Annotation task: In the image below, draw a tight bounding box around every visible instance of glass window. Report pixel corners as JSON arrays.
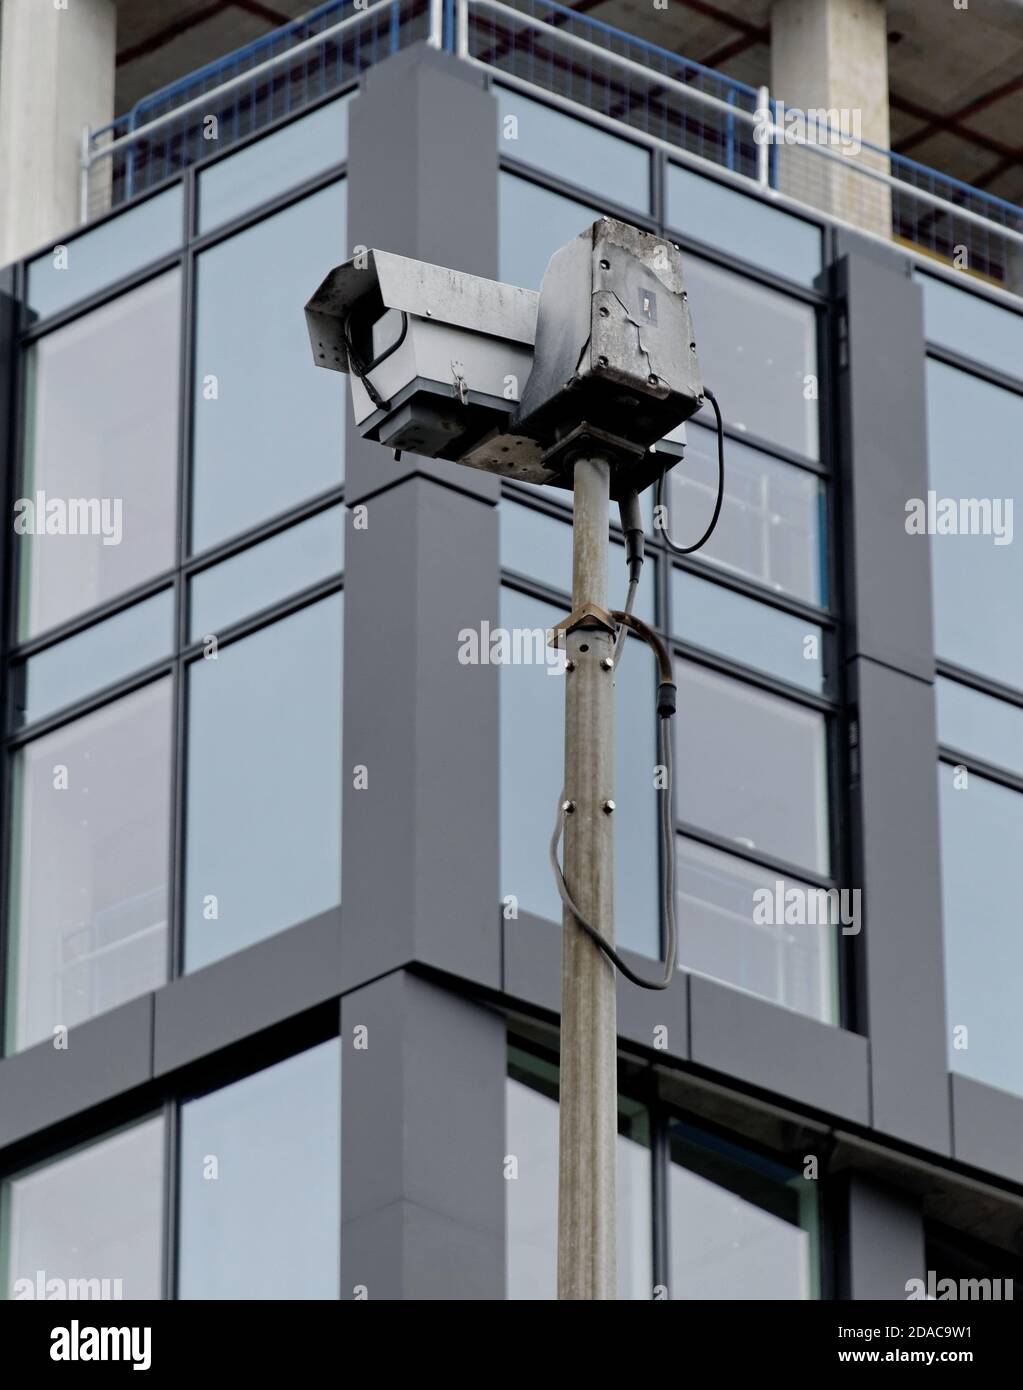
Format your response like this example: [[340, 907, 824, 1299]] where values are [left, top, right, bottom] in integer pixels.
[[16, 590, 174, 728], [190, 505, 345, 640], [669, 1121, 818, 1298], [178, 1039, 340, 1299], [5, 681, 173, 1054], [667, 164, 822, 287], [499, 173, 599, 291], [499, 499, 655, 624], [18, 271, 181, 640], [1, 1117, 164, 1300], [675, 660, 830, 875], [935, 677, 1023, 780], [919, 273, 1023, 380], [500, 589, 659, 956], [672, 568, 826, 693], [190, 181, 346, 554], [939, 764, 1023, 1098], [184, 595, 342, 972], [26, 187, 183, 321], [926, 360, 1022, 691], [505, 1046, 651, 1299], [497, 87, 650, 214], [666, 421, 826, 606], [675, 836, 838, 1023], [199, 95, 351, 234], [684, 256, 819, 460]]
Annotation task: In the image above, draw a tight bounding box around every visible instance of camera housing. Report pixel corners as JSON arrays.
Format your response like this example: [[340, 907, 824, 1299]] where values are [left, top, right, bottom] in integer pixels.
[[304, 218, 703, 498], [304, 249, 537, 461], [512, 218, 704, 481]]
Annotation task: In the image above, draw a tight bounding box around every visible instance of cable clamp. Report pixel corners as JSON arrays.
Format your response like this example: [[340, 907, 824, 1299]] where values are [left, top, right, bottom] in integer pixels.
[[546, 603, 617, 650]]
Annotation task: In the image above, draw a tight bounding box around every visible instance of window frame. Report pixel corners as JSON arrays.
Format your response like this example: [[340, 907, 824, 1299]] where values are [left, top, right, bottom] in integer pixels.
[[505, 1030, 831, 1300], [0, 108, 352, 1057], [0, 1010, 340, 1300]]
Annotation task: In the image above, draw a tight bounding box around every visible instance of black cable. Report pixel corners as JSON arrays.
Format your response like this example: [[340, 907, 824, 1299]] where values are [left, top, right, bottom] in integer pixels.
[[343, 309, 409, 412], [550, 611, 678, 991], [549, 386, 727, 992], [655, 384, 725, 556]]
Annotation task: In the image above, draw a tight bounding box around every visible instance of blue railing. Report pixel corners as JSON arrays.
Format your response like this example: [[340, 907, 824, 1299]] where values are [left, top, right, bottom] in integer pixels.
[[85, 0, 431, 215], [466, 0, 765, 178], [83, 0, 1023, 289], [460, 0, 1023, 284]]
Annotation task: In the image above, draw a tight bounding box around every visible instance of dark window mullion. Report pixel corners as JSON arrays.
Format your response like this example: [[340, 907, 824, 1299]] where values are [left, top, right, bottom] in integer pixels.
[[170, 168, 198, 987], [162, 1099, 179, 1301]]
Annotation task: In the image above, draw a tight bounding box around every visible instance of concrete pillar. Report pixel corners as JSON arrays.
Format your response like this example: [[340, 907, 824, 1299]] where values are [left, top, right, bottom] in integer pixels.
[[0, 0, 117, 266], [770, 0, 892, 238]]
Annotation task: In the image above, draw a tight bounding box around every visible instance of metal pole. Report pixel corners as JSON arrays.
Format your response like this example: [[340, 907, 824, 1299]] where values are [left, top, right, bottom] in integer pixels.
[[557, 454, 617, 1300]]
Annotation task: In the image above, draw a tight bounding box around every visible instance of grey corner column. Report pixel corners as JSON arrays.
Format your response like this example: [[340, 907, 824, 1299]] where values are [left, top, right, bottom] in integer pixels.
[[339, 970, 507, 1300], [340, 45, 501, 990], [824, 230, 950, 1156], [336, 47, 507, 1298], [842, 1174, 926, 1300]]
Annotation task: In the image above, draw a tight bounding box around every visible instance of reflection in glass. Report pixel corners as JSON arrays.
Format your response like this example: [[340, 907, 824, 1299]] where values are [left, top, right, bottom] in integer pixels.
[[675, 659, 830, 875], [26, 187, 183, 320], [199, 95, 351, 233], [926, 360, 1022, 691], [506, 1047, 651, 1299], [669, 1121, 817, 1298], [667, 164, 822, 287], [500, 589, 658, 955], [675, 836, 837, 1023], [191, 182, 346, 553], [935, 677, 1023, 780], [920, 273, 1023, 379], [185, 596, 342, 972], [684, 256, 819, 460], [178, 1040, 340, 1299], [6, 681, 173, 1053], [667, 422, 825, 605], [497, 87, 650, 213], [499, 173, 599, 291], [17, 590, 174, 727], [19, 272, 180, 639], [499, 499, 655, 624], [2, 1117, 164, 1300], [190, 506, 344, 640], [940, 764, 1023, 1098], [672, 567, 825, 693]]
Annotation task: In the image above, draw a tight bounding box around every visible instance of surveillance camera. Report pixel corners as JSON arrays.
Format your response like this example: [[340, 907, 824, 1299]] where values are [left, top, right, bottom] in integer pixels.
[[305, 218, 702, 497], [304, 250, 537, 460]]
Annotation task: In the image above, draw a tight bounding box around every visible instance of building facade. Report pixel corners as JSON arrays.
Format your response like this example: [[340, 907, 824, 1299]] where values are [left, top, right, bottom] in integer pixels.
[[0, 0, 1022, 1301]]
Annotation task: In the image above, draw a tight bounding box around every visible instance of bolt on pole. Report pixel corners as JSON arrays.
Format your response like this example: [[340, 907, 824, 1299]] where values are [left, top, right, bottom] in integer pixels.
[[557, 454, 618, 1301]]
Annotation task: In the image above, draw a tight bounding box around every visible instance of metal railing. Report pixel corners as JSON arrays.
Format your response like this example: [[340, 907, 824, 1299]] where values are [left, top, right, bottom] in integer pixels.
[[79, 0, 1023, 292], [81, 0, 434, 221], [459, 0, 1023, 287]]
